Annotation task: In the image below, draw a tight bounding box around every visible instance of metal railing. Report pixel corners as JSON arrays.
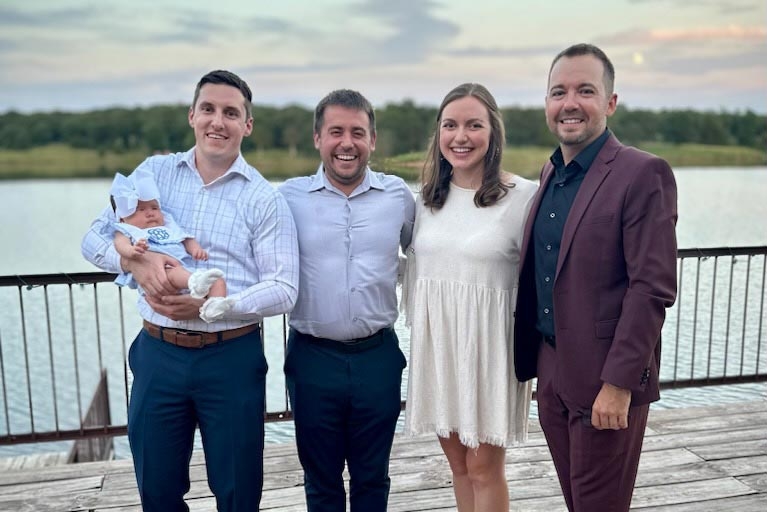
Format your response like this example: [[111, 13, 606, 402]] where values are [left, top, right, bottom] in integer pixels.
[[1, 246, 765, 449], [665, 246, 766, 388]]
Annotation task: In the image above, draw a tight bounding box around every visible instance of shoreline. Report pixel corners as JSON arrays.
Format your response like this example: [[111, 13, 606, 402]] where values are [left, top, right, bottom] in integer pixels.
[[1, 143, 764, 182]]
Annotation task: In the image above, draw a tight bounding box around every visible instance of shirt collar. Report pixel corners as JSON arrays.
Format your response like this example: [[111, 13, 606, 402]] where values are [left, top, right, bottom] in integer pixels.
[[308, 164, 384, 196], [550, 128, 611, 172], [177, 148, 254, 182]]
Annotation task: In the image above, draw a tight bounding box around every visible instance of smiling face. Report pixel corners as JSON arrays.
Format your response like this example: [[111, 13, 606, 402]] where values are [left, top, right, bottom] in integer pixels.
[[438, 95, 491, 179], [545, 54, 617, 162], [122, 199, 164, 229], [188, 82, 253, 168], [314, 105, 376, 195]]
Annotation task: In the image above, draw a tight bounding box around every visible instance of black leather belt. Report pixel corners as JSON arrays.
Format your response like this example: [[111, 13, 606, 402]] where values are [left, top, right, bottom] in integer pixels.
[[294, 327, 393, 353]]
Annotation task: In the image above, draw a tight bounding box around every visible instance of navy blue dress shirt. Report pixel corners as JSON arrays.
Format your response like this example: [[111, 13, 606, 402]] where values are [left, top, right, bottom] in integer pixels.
[[533, 129, 611, 339]]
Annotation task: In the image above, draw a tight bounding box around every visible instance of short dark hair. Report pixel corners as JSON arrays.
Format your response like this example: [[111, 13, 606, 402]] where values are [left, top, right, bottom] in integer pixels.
[[314, 89, 376, 135], [549, 43, 615, 96], [192, 70, 253, 117]]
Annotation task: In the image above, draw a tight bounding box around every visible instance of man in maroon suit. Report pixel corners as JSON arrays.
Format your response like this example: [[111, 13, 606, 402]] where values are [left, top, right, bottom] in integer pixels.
[[513, 43, 678, 511]]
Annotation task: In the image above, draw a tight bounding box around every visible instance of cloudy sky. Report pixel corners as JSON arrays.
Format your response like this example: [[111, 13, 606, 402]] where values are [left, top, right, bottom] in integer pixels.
[[1, 0, 765, 113]]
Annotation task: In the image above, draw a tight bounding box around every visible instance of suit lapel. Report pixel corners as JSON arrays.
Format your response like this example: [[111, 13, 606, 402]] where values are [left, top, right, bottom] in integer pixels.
[[556, 135, 621, 277]]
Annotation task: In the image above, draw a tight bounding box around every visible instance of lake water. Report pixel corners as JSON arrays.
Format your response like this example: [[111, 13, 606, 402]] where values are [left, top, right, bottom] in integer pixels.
[[3, 168, 767, 275], [1, 167, 766, 458]]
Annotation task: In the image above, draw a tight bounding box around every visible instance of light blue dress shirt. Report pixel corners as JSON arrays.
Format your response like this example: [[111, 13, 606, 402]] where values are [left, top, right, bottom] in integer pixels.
[[279, 165, 415, 341], [82, 148, 299, 331]]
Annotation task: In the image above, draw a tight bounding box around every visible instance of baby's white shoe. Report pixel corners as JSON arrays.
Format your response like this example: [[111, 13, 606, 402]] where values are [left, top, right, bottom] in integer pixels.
[[188, 268, 224, 298], [199, 297, 235, 323]]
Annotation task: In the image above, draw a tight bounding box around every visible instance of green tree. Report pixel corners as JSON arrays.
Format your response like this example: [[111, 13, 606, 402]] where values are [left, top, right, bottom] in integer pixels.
[[377, 100, 436, 157]]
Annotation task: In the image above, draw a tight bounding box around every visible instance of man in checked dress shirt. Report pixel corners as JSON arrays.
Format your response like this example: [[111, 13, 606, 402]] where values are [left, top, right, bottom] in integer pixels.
[[279, 89, 415, 512], [81, 70, 299, 512]]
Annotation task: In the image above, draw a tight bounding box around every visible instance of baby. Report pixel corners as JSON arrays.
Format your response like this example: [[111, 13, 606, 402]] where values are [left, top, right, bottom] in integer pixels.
[[110, 169, 234, 323]]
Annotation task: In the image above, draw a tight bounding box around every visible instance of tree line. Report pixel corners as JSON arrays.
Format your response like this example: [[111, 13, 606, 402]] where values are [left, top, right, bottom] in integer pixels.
[[0, 102, 764, 157]]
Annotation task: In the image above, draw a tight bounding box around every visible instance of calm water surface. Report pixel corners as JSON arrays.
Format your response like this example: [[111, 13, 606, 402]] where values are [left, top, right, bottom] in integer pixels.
[[3, 168, 767, 274], [1, 167, 765, 458]]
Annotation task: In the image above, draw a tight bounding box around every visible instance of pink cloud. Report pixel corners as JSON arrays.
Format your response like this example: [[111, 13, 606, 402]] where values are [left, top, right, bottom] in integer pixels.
[[650, 25, 766, 41]]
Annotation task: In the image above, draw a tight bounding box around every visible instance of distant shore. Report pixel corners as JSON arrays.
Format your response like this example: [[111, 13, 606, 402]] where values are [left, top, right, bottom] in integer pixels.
[[0, 143, 764, 181]]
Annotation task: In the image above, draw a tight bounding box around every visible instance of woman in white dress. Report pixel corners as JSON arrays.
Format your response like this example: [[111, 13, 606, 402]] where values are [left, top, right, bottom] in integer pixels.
[[402, 83, 538, 511]]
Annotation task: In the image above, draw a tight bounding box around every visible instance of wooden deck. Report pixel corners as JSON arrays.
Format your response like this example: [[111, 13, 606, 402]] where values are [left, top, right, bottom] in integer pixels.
[[0, 400, 764, 511]]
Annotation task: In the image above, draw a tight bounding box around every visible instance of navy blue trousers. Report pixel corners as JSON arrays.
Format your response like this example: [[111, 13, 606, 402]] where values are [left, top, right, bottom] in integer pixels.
[[128, 328, 267, 512], [285, 327, 406, 512]]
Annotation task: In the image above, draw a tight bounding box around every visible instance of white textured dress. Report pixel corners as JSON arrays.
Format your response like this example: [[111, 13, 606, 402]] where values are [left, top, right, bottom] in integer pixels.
[[403, 175, 538, 448]]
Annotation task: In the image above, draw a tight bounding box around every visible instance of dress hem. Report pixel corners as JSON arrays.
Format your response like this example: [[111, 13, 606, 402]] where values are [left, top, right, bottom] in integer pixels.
[[404, 424, 528, 450]]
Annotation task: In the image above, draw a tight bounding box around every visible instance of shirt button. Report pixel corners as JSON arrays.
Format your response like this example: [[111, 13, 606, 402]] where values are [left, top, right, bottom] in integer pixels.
[[549, 212, 555, 218], [351, 287, 356, 292], [545, 276, 551, 282], [546, 244, 552, 251], [543, 308, 550, 314]]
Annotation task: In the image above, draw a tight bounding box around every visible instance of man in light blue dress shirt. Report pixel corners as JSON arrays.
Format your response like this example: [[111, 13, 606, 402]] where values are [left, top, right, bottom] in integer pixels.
[[82, 70, 299, 512], [279, 89, 415, 512]]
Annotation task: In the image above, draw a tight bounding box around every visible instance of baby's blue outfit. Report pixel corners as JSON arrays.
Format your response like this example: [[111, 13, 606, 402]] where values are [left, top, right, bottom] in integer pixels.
[[113, 214, 194, 290]]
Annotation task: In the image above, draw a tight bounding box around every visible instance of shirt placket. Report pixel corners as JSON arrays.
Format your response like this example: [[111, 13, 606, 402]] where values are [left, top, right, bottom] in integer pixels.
[[345, 199, 358, 336]]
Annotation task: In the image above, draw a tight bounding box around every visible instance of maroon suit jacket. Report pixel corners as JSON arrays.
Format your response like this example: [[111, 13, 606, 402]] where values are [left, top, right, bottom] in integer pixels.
[[514, 134, 678, 408]]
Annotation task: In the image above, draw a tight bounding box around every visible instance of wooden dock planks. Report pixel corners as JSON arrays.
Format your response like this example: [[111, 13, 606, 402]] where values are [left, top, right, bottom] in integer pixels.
[[0, 400, 764, 511]]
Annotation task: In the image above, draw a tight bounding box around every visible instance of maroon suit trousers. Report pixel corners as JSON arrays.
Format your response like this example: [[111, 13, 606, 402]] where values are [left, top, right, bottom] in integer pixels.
[[536, 341, 649, 512]]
